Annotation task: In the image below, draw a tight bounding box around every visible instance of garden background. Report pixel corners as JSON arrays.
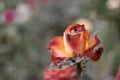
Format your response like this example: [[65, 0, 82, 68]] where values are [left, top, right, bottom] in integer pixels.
[[0, 0, 120, 80]]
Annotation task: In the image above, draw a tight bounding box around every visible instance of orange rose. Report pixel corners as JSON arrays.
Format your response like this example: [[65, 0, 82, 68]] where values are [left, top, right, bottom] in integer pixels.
[[47, 24, 103, 67]]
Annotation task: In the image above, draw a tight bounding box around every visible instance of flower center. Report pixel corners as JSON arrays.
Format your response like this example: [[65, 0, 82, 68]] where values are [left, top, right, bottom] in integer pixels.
[[70, 27, 81, 35]]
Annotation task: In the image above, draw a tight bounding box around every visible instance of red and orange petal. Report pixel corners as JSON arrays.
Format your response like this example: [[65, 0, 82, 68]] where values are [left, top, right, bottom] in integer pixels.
[[51, 51, 66, 67], [44, 66, 79, 80], [115, 68, 120, 80], [84, 47, 103, 61], [63, 33, 82, 55], [47, 36, 73, 66], [84, 34, 103, 61], [79, 31, 90, 56], [47, 36, 73, 57]]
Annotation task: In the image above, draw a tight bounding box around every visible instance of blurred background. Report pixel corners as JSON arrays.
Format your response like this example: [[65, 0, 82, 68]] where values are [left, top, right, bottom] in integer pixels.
[[0, 0, 120, 80]]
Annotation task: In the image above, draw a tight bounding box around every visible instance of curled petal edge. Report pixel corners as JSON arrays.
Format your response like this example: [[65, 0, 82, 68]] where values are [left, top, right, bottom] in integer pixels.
[[84, 35, 103, 61]]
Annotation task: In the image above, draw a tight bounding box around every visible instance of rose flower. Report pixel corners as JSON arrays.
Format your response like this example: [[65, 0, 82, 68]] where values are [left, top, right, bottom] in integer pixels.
[[47, 24, 103, 68]]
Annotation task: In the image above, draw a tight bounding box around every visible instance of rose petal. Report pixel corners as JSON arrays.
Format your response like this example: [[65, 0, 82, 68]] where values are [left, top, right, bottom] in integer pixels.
[[64, 33, 82, 55], [47, 36, 73, 67], [86, 34, 100, 50], [85, 47, 103, 61], [84, 35, 103, 61], [51, 51, 67, 68], [47, 36, 73, 57], [79, 31, 90, 56], [44, 66, 79, 80], [63, 24, 90, 55]]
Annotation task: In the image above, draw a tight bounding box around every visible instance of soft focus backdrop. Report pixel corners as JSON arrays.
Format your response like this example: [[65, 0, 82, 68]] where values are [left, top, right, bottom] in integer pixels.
[[0, 0, 120, 80]]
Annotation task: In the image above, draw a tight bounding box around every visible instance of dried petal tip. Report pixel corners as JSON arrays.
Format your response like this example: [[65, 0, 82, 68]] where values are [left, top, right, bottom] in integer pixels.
[[85, 47, 103, 61], [92, 47, 103, 61], [94, 35, 100, 46]]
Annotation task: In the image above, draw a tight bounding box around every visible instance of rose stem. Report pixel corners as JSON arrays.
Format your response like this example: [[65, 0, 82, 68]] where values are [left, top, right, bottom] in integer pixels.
[[76, 62, 82, 75]]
